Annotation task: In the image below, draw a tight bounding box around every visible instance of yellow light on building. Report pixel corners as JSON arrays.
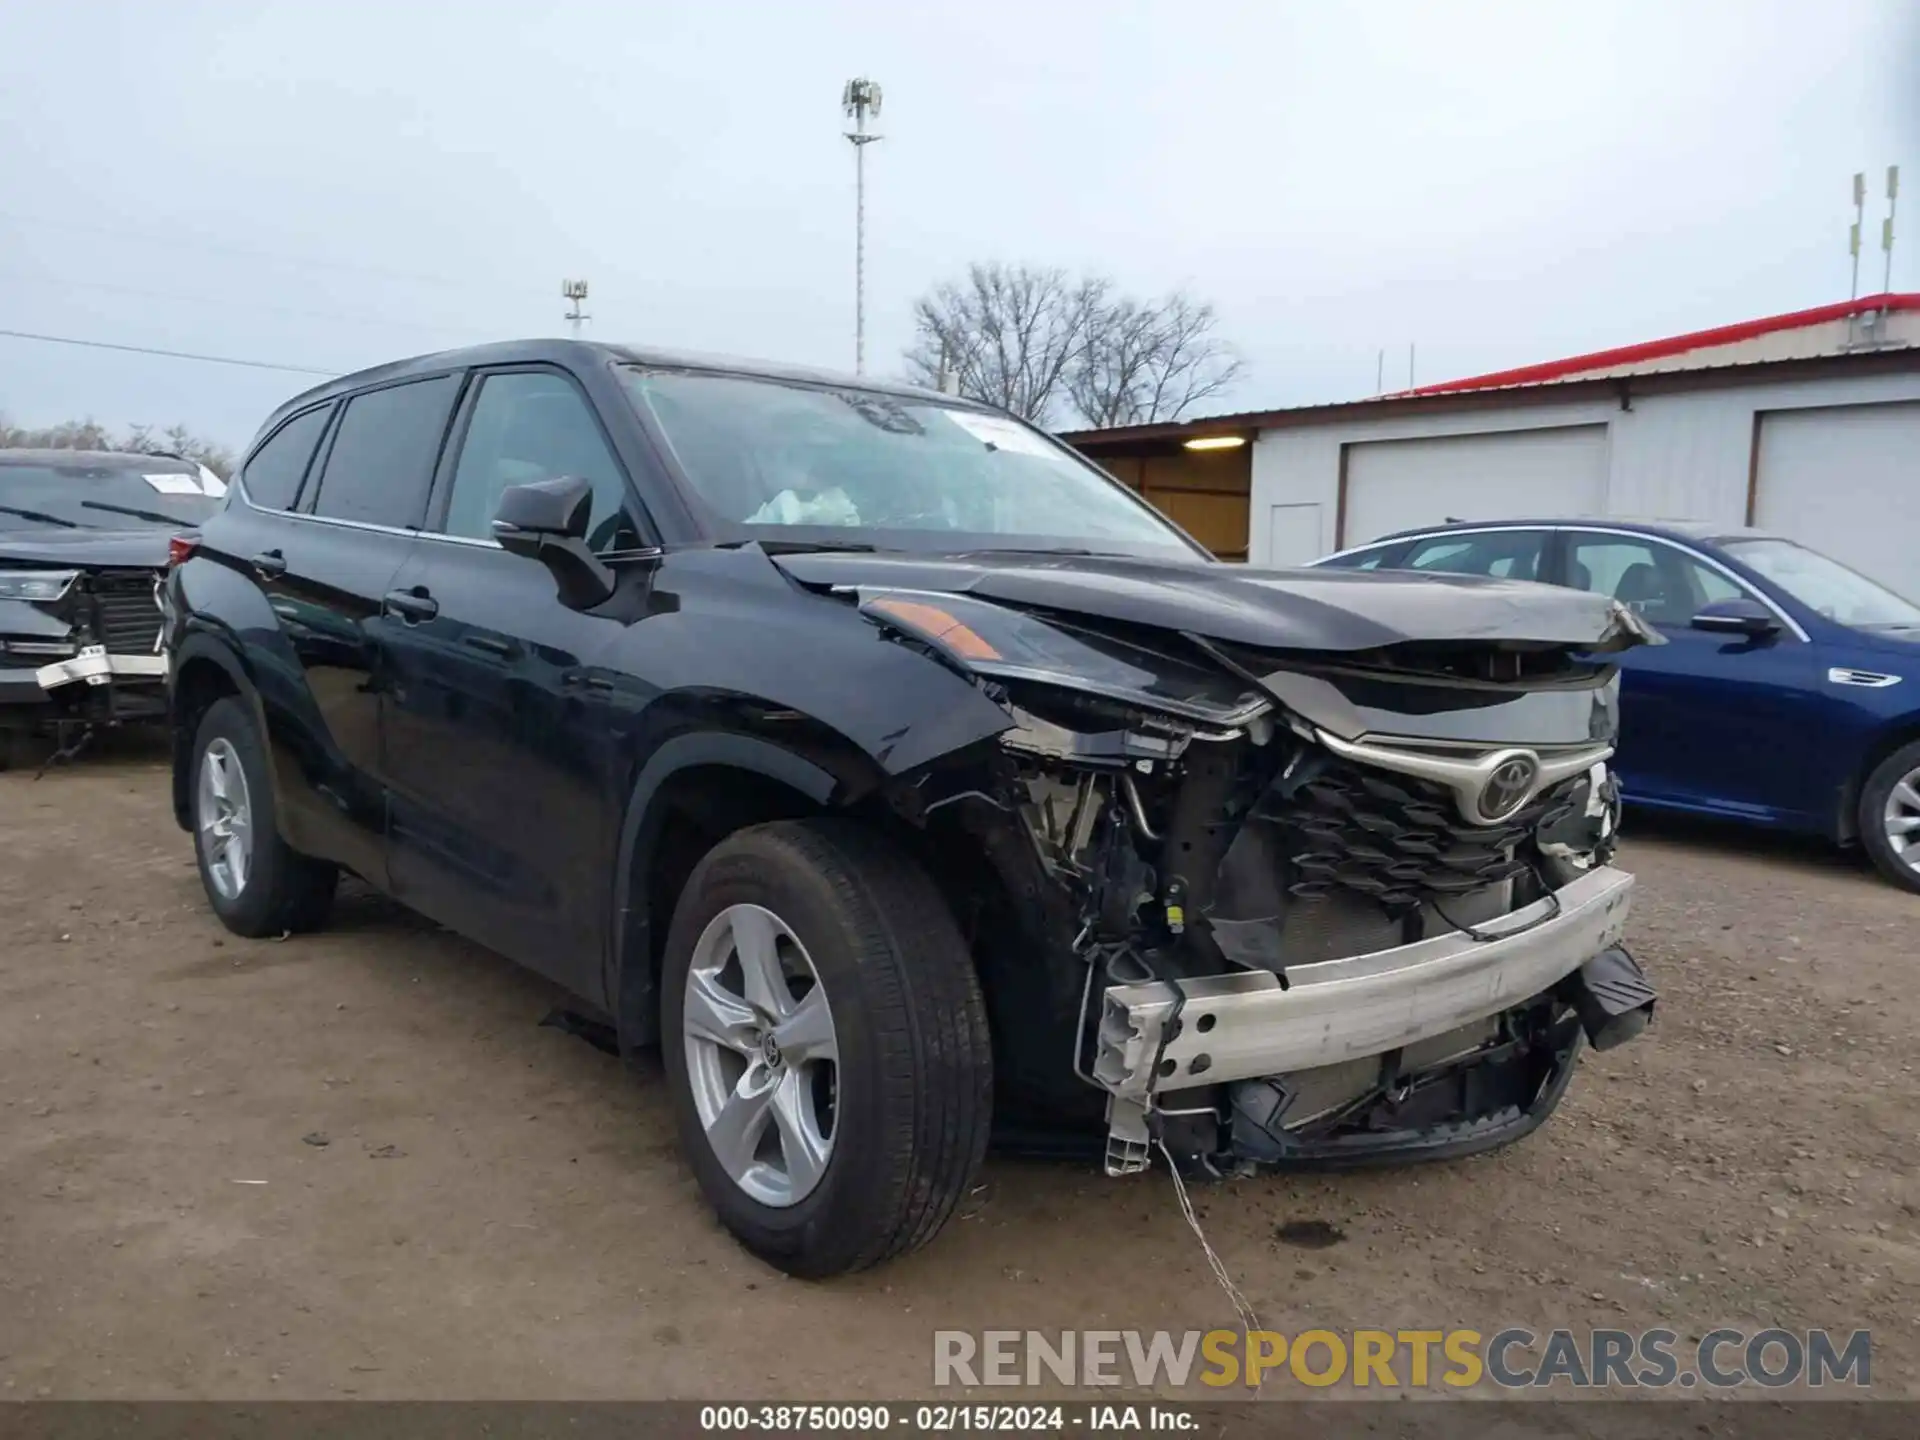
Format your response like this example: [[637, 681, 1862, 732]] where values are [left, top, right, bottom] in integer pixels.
[[1183, 435, 1247, 451]]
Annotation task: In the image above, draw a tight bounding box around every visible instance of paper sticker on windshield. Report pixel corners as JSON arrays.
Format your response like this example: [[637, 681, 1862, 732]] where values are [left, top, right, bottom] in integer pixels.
[[143, 472, 204, 496], [944, 410, 1061, 460], [196, 465, 228, 497]]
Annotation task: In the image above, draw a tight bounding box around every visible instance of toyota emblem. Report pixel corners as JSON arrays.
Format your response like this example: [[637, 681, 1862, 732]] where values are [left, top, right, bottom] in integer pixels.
[[1477, 753, 1541, 822]]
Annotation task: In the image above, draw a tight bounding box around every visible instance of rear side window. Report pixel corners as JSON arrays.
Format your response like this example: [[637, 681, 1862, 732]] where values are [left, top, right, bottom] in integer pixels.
[[308, 376, 458, 529], [1403, 530, 1547, 580], [241, 406, 331, 511], [1318, 547, 1393, 570]]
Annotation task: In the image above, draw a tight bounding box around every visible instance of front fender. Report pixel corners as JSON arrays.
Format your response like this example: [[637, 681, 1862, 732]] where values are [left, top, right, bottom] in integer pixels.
[[607, 731, 840, 1048]]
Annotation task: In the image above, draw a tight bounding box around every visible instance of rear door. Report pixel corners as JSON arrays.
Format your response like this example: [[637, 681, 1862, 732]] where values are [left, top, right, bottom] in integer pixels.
[[1558, 530, 1820, 823], [382, 366, 658, 1004], [238, 375, 459, 885]]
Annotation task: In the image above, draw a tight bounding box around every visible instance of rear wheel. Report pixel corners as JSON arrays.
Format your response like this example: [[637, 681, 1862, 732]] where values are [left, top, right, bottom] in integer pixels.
[[660, 819, 993, 1278], [191, 697, 338, 935], [1859, 740, 1920, 895]]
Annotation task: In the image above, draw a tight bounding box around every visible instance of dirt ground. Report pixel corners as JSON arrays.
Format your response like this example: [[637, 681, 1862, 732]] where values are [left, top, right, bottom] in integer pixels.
[[2, 733, 1916, 1402]]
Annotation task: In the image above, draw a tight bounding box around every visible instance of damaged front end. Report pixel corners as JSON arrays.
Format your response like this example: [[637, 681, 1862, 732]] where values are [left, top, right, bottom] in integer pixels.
[[854, 581, 1658, 1179]]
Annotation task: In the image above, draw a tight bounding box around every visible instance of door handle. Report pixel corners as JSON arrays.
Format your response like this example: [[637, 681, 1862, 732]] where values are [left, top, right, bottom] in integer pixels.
[[561, 668, 616, 694], [251, 549, 287, 579], [382, 587, 439, 623], [461, 634, 519, 660]]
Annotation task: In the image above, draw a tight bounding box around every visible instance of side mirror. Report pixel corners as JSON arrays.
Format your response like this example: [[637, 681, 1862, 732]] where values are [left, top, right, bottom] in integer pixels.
[[1689, 596, 1779, 638], [491, 475, 614, 609]]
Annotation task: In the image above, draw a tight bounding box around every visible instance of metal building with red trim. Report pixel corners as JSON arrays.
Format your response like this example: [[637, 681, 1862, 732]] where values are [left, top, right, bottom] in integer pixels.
[[1061, 294, 1920, 597]]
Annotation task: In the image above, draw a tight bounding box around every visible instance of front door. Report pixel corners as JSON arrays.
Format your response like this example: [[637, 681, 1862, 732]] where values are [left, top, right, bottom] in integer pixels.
[[1558, 531, 1821, 824], [382, 366, 659, 1006]]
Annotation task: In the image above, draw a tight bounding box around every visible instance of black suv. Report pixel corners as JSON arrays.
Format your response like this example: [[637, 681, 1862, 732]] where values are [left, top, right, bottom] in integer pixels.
[[164, 340, 1657, 1277]]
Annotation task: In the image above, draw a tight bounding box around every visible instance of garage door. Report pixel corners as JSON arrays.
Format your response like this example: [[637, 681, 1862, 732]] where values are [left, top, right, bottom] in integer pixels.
[[1753, 401, 1920, 600], [1341, 425, 1609, 546]]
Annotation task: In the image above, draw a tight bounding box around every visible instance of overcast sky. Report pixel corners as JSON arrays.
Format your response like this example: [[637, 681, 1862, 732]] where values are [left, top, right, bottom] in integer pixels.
[[1, 0, 1915, 450]]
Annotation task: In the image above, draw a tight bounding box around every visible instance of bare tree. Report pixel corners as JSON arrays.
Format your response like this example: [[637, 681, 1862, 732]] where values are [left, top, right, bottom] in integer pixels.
[[903, 263, 1108, 425], [1066, 292, 1243, 429], [0, 414, 235, 477], [903, 265, 1244, 430]]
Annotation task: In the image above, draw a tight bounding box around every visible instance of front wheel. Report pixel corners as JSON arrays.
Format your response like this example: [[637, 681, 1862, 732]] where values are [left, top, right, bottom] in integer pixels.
[[1859, 740, 1920, 894], [190, 697, 338, 935], [660, 819, 993, 1278]]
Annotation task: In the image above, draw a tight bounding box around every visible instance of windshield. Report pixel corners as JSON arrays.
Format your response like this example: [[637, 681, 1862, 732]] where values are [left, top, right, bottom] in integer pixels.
[[619, 368, 1204, 560], [1723, 537, 1920, 630], [0, 460, 223, 532]]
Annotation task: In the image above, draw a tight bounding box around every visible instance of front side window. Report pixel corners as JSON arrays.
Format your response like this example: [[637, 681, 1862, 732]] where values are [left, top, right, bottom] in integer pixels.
[[242, 405, 331, 511], [0, 459, 222, 532], [438, 371, 640, 552], [619, 368, 1203, 559], [1721, 537, 1920, 631], [1401, 530, 1547, 579], [308, 376, 458, 529], [1565, 533, 1754, 629]]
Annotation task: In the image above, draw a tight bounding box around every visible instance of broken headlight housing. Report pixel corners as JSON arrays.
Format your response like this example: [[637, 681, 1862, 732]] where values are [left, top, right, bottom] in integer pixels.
[[858, 588, 1271, 729], [0, 569, 79, 602]]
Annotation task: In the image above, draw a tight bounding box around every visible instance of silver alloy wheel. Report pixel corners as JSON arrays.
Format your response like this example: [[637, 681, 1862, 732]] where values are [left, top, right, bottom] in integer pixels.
[[1886, 764, 1920, 877], [682, 903, 839, 1208], [196, 736, 254, 900]]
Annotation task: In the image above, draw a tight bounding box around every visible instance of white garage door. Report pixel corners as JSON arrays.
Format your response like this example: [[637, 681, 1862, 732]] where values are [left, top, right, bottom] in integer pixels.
[[1341, 425, 1609, 546], [1754, 401, 1920, 600]]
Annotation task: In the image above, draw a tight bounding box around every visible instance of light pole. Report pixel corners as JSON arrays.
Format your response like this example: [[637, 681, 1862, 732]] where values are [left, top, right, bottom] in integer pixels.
[[562, 279, 590, 339], [842, 78, 883, 374]]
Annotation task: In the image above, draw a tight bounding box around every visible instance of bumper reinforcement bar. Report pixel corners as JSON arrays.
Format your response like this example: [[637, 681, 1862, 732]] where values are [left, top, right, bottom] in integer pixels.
[[33, 646, 168, 692], [1092, 864, 1636, 1102]]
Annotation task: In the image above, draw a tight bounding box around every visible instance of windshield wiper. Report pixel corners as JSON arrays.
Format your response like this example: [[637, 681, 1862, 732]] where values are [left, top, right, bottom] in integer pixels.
[[953, 546, 1130, 558], [0, 503, 84, 529], [725, 538, 878, 555], [81, 499, 198, 527]]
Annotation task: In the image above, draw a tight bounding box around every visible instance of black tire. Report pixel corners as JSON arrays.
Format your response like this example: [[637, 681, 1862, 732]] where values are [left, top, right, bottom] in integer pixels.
[[660, 819, 993, 1278], [1859, 739, 1920, 895], [190, 697, 338, 936]]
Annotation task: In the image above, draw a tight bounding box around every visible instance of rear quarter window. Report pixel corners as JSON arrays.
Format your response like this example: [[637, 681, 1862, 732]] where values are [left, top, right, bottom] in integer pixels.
[[240, 405, 332, 511]]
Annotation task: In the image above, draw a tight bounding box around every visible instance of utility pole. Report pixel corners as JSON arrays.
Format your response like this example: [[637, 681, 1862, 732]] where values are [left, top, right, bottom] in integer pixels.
[[1883, 164, 1900, 297], [1850, 172, 1866, 302], [842, 77, 884, 374], [562, 278, 590, 339]]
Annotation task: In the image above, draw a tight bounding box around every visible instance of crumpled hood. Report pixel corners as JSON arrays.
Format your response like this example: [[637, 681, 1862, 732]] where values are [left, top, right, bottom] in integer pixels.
[[0, 528, 172, 570], [772, 550, 1658, 653]]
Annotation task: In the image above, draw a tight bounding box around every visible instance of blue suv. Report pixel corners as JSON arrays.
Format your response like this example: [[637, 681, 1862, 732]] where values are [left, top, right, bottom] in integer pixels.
[[1314, 519, 1920, 892]]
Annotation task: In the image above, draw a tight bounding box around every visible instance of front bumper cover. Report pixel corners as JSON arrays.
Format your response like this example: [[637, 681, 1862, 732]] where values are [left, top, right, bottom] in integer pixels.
[[1093, 864, 1636, 1103]]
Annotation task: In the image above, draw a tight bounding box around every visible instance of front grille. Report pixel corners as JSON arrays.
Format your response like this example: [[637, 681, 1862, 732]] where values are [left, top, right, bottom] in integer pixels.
[[1271, 757, 1579, 909], [90, 575, 164, 655]]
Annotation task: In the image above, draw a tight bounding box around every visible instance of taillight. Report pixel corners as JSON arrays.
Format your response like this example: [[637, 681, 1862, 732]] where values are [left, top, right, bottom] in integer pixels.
[[167, 534, 199, 569]]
